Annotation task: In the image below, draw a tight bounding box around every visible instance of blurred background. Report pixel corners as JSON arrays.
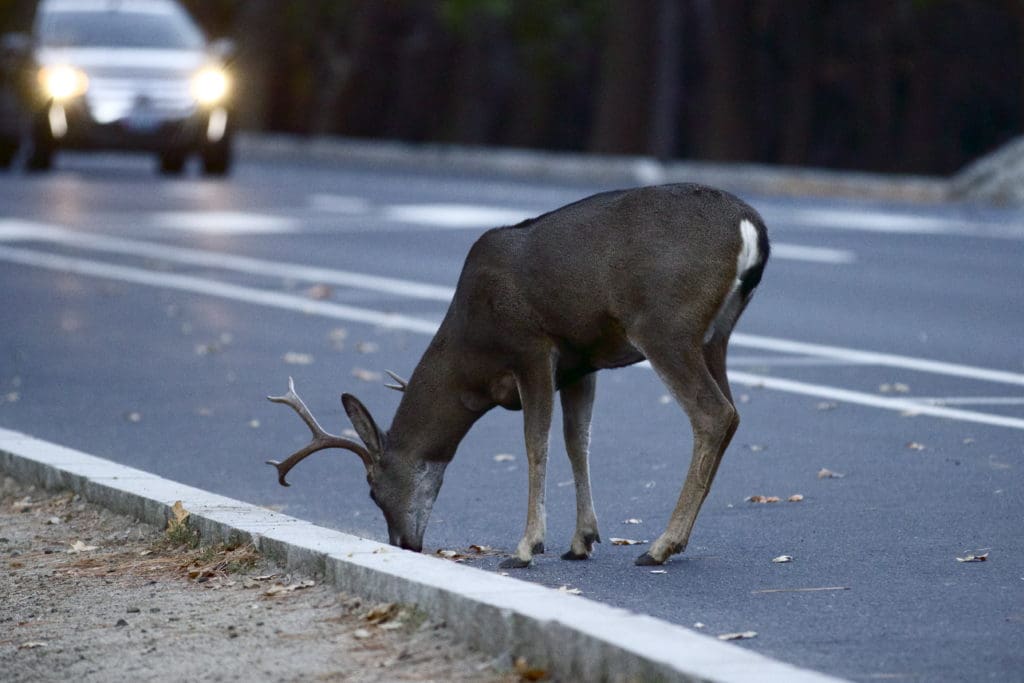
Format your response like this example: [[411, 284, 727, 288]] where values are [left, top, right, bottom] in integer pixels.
[[2, 0, 1022, 176]]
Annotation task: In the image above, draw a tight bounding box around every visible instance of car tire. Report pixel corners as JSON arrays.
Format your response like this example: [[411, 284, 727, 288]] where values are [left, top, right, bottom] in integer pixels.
[[0, 138, 17, 169], [26, 115, 54, 172], [159, 150, 187, 175], [201, 137, 231, 176]]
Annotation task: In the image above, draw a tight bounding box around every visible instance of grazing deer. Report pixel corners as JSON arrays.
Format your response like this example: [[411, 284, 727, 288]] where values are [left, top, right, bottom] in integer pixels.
[[267, 183, 769, 567]]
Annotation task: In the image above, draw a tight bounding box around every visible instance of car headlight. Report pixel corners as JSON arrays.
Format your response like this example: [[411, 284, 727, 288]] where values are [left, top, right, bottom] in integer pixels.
[[39, 65, 89, 101], [191, 67, 229, 106]]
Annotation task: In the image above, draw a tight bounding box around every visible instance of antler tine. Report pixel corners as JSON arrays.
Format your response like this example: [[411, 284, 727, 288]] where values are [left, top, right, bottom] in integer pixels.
[[384, 369, 408, 392], [266, 377, 373, 486]]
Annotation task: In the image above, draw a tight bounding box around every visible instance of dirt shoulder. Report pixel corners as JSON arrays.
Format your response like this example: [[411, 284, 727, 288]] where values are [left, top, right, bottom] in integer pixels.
[[0, 476, 517, 682]]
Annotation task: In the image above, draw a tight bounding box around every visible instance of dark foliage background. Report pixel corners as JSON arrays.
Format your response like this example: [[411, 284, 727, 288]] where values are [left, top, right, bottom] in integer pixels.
[[3, 0, 1022, 174]]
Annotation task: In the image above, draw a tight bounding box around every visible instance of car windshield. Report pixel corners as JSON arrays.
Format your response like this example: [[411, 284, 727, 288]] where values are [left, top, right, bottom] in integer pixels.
[[38, 9, 204, 49]]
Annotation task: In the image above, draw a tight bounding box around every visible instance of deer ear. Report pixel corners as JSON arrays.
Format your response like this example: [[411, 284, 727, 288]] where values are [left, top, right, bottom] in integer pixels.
[[341, 393, 384, 457]]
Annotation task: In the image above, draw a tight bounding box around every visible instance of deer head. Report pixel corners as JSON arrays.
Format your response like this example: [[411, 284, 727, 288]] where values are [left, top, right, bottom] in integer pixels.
[[266, 377, 445, 552]]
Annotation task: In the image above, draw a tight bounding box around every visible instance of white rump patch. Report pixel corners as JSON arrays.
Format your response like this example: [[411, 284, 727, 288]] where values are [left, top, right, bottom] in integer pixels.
[[737, 219, 760, 278]]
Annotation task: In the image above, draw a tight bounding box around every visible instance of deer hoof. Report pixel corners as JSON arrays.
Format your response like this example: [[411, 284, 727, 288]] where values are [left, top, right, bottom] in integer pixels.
[[560, 549, 590, 561], [530, 541, 545, 555], [634, 551, 664, 566], [499, 556, 532, 570]]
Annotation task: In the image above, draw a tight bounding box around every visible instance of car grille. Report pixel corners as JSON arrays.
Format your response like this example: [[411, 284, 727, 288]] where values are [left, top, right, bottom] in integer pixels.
[[86, 76, 195, 123]]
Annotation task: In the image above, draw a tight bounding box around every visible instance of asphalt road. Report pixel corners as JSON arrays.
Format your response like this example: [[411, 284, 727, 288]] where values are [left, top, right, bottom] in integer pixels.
[[2, 151, 1022, 682]]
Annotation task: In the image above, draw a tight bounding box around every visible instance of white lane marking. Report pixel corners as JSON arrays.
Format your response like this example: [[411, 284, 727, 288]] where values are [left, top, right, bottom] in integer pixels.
[[770, 243, 855, 264], [0, 219, 1015, 390], [0, 220, 456, 301], [765, 207, 954, 235], [382, 203, 534, 229], [2, 242, 1023, 431], [728, 356, 870, 368], [149, 211, 300, 234], [308, 194, 373, 215], [731, 333, 1024, 388], [905, 396, 1024, 407], [0, 245, 441, 335], [727, 371, 1024, 431]]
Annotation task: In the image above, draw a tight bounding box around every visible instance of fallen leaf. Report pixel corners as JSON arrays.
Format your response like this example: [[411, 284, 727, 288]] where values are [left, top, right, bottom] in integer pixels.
[[18, 641, 46, 650], [772, 555, 794, 563], [493, 453, 516, 462], [283, 351, 314, 365], [68, 540, 98, 553], [649, 569, 668, 575], [746, 495, 781, 504], [622, 518, 643, 525], [514, 656, 550, 681], [787, 494, 804, 502], [718, 631, 758, 641], [469, 544, 493, 554], [264, 579, 315, 596], [364, 603, 400, 624], [609, 537, 648, 546], [906, 442, 926, 451], [956, 552, 989, 563], [305, 284, 333, 300], [817, 468, 844, 479], [558, 585, 582, 595], [351, 367, 381, 382], [167, 501, 189, 532], [435, 549, 467, 561]]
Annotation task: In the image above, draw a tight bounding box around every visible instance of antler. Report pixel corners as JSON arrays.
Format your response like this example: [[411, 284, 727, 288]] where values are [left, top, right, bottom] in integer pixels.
[[266, 377, 373, 486], [384, 369, 407, 392]]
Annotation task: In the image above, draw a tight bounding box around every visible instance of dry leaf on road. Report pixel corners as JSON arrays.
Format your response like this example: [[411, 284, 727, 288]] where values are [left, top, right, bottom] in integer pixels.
[[492, 453, 516, 462], [746, 495, 781, 504], [817, 468, 844, 479], [788, 494, 804, 502], [772, 555, 794, 563], [609, 537, 648, 546], [718, 631, 758, 641], [956, 552, 989, 563], [351, 367, 382, 382]]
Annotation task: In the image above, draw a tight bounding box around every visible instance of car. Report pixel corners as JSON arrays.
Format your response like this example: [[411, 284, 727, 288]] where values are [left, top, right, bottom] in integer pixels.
[[0, 0, 235, 175]]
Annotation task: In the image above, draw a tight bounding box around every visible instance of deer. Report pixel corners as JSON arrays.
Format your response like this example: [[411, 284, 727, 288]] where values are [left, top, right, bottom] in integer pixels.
[[266, 183, 769, 568]]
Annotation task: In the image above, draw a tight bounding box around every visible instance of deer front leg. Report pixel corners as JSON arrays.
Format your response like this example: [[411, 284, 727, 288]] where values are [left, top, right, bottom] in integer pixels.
[[499, 360, 555, 569], [559, 373, 601, 560]]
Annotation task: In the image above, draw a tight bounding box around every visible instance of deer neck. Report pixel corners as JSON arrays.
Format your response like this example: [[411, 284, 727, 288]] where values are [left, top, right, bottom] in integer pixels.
[[387, 331, 485, 464]]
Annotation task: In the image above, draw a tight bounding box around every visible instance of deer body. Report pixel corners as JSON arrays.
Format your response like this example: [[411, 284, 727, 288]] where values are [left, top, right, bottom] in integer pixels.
[[269, 183, 769, 567]]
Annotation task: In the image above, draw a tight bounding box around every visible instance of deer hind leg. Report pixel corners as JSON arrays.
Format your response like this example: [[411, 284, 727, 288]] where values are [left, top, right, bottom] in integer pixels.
[[635, 337, 739, 566], [559, 373, 601, 560], [499, 357, 555, 569]]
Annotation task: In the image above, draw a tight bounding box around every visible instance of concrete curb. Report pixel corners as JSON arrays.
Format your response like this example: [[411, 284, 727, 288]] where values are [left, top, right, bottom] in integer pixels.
[[237, 133, 948, 204], [0, 426, 848, 683]]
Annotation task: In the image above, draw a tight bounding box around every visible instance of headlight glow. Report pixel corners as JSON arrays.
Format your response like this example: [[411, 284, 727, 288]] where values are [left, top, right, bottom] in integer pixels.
[[191, 67, 229, 106], [39, 65, 89, 101]]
